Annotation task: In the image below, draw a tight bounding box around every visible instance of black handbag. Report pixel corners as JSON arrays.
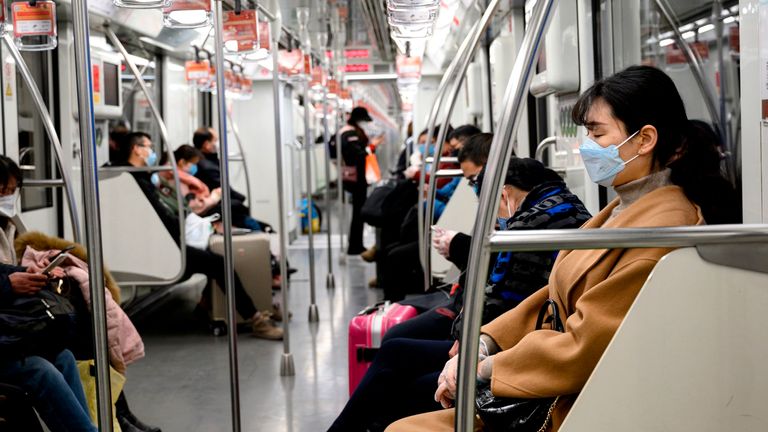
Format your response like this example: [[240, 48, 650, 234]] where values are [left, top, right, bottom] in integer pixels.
[[475, 299, 564, 432], [0, 286, 77, 360]]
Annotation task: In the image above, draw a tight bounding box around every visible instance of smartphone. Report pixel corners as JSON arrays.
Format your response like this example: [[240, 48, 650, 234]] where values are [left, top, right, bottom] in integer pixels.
[[43, 253, 70, 275]]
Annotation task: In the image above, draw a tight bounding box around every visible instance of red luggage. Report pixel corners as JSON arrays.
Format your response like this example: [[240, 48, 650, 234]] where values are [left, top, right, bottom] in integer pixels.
[[348, 302, 418, 395]]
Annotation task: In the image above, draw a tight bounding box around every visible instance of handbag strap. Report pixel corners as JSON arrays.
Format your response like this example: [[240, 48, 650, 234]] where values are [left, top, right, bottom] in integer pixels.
[[537, 396, 560, 432], [535, 299, 564, 332]]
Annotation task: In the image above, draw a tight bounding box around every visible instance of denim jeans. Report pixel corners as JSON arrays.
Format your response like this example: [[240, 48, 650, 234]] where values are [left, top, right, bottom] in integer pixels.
[[0, 349, 96, 432]]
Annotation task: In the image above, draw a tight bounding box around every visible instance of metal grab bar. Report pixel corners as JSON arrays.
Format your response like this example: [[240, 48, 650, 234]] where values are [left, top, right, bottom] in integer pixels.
[[489, 225, 768, 252], [322, 89, 336, 289], [23, 179, 65, 187], [99, 166, 173, 173], [435, 169, 464, 178], [425, 1, 500, 290], [71, 0, 113, 428], [212, 2, 242, 430], [534, 136, 558, 163], [226, 110, 253, 206], [417, 20, 480, 272], [336, 99, 347, 261], [456, 0, 558, 430], [426, 156, 459, 164], [104, 25, 187, 286], [2, 34, 83, 244]]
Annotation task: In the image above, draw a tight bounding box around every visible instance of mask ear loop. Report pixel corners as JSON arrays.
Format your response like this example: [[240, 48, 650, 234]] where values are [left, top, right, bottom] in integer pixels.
[[616, 130, 642, 166]]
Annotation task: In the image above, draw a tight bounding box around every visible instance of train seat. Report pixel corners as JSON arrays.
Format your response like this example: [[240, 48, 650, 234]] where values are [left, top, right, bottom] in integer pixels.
[[561, 246, 768, 431], [431, 178, 478, 279]]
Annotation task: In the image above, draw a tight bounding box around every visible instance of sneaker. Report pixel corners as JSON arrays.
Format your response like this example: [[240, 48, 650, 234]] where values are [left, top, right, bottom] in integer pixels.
[[360, 246, 377, 263], [271, 304, 293, 322], [251, 314, 284, 340]]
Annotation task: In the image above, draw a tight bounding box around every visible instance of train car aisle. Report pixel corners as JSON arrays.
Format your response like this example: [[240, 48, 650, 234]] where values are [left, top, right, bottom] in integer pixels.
[[123, 215, 380, 431]]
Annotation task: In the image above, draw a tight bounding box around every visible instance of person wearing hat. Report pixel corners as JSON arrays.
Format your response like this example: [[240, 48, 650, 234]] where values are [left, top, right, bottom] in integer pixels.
[[338, 106, 384, 255]]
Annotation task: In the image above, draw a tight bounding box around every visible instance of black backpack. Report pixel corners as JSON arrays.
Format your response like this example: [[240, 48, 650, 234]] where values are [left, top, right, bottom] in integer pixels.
[[361, 179, 418, 228], [0, 289, 77, 360]]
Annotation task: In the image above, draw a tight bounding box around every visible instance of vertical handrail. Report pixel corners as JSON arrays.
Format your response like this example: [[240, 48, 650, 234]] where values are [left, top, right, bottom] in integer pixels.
[[226, 110, 253, 207], [71, 0, 113, 429], [424, 1, 500, 289], [417, 19, 480, 280], [455, 0, 558, 430], [268, 2, 295, 376], [336, 100, 346, 260], [303, 77, 319, 322], [213, 1, 242, 430], [104, 25, 188, 285], [322, 90, 336, 288], [1, 35, 82, 244]]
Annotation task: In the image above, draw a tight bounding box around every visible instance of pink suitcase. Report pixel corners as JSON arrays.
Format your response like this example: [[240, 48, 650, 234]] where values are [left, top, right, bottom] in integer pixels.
[[348, 302, 418, 395]]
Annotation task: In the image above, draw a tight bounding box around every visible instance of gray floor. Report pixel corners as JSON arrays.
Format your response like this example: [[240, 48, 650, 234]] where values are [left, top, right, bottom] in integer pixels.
[[124, 228, 381, 432]]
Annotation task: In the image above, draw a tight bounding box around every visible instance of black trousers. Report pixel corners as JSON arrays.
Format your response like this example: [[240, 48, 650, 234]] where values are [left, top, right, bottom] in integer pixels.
[[185, 246, 258, 319], [382, 303, 457, 343], [380, 241, 423, 301], [348, 184, 368, 254], [327, 338, 451, 432]]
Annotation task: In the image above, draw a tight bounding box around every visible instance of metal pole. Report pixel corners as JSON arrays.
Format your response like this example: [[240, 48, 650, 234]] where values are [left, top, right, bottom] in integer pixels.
[[104, 26, 187, 285], [213, 2, 242, 430], [322, 90, 336, 288], [2, 35, 82, 244], [417, 20, 480, 277], [336, 101, 346, 263], [455, 0, 558, 430], [70, 0, 113, 429], [424, 2, 499, 290], [304, 83, 319, 322], [226, 110, 253, 207], [268, 6, 295, 376]]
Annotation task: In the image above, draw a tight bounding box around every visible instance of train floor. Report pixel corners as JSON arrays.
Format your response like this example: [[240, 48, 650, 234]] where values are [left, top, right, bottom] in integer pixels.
[[124, 223, 382, 431]]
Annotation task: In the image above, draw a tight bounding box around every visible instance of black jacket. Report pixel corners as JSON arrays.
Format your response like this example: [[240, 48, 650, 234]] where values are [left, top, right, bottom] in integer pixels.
[[449, 181, 592, 339], [340, 126, 369, 188], [195, 153, 247, 203], [0, 263, 29, 306]]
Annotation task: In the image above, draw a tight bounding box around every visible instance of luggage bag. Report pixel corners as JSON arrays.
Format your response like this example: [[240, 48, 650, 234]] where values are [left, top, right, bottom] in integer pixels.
[[348, 302, 418, 394], [208, 232, 273, 336]]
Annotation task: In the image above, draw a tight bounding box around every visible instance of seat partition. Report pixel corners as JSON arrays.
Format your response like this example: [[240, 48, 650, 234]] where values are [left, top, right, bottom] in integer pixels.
[[561, 247, 768, 431]]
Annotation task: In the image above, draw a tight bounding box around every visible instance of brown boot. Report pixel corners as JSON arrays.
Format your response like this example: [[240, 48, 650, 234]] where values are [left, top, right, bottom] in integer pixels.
[[251, 313, 283, 340], [360, 246, 377, 263]]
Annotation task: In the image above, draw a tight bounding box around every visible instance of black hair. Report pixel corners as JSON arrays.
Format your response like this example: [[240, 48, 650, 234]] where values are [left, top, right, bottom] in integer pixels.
[[117, 132, 151, 164], [174, 144, 204, 163], [0, 155, 23, 190], [193, 127, 214, 149], [504, 157, 563, 192], [417, 124, 454, 142], [109, 124, 130, 144], [448, 125, 482, 143], [458, 133, 493, 165], [572, 65, 736, 224]]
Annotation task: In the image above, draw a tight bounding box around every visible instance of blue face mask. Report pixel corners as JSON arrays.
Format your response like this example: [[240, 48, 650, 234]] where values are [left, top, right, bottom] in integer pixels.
[[150, 172, 160, 187], [187, 163, 198, 176], [145, 150, 158, 167], [579, 130, 640, 187], [472, 184, 480, 197], [496, 196, 513, 230]]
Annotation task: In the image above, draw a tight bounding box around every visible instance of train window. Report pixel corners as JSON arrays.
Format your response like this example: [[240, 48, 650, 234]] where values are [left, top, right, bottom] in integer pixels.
[[17, 50, 53, 212]]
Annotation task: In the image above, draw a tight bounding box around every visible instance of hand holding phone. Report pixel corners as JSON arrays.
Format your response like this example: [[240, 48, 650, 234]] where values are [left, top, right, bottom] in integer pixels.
[[43, 253, 69, 275]]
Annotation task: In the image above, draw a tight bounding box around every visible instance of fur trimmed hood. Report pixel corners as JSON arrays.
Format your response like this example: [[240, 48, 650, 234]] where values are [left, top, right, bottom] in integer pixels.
[[14, 231, 121, 303]]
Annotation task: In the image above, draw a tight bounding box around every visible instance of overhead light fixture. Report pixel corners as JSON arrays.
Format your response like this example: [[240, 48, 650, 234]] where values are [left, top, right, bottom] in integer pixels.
[[346, 73, 398, 81]]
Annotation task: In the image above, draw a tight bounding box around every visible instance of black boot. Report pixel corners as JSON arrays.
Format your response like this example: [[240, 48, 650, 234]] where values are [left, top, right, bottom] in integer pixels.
[[116, 392, 162, 432]]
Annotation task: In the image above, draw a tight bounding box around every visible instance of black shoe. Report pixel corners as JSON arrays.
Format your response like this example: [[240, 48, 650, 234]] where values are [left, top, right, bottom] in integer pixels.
[[119, 411, 162, 432], [288, 268, 299, 275], [118, 415, 144, 432], [347, 247, 366, 255]]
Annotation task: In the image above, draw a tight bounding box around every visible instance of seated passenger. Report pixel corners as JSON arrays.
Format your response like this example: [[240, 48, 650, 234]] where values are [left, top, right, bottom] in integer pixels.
[[432, 125, 482, 221], [0, 161, 95, 431], [116, 132, 283, 340], [387, 65, 735, 431], [157, 145, 222, 215], [328, 158, 590, 432]]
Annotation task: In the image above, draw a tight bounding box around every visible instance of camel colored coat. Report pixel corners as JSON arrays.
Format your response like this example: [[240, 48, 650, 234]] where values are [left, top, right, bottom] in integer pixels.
[[386, 186, 703, 432]]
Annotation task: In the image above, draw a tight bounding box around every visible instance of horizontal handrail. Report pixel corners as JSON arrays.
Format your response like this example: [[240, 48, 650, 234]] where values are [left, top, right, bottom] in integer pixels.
[[435, 169, 464, 178], [426, 156, 459, 164], [534, 136, 557, 163], [488, 225, 768, 252], [99, 166, 173, 174], [24, 179, 65, 188]]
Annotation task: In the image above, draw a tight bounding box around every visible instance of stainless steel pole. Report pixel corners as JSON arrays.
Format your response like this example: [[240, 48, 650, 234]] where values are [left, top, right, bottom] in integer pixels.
[[70, 1, 113, 429], [1, 35, 82, 244], [213, 2, 242, 430], [304, 83, 319, 322], [455, 0, 558, 430], [336, 101, 346, 262], [424, 2, 499, 290], [269, 6, 295, 376], [104, 26, 187, 285], [226, 111, 254, 207], [322, 90, 336, 288]]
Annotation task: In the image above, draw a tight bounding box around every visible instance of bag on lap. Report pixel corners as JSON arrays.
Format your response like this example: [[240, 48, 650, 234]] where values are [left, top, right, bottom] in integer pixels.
[[0, 289, 77, 360]]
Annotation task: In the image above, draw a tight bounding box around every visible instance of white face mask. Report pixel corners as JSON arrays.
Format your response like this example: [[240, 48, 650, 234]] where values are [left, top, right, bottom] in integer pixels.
[[0, 191, 19, 218]]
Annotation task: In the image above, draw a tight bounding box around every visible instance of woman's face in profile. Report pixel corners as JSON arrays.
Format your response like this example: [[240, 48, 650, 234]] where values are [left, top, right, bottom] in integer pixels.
[[0, 177, 18, 197]]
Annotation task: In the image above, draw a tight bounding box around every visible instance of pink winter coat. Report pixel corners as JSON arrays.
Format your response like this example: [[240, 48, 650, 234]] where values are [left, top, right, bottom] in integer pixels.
[[21, 247, 144, 374]]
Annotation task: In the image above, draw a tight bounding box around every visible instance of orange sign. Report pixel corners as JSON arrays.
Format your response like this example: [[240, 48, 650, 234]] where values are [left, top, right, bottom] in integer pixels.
[[303, 54, 312, 76], [328, 79, 340, 96], [92, 63, 101, 104], [396, 55, 422, 80], [163, 0, 210, 12], [185, 60, 211, 82], [12, 1, 56, 37], [223, 10, 259, 53], [258, 20, 270, 51]]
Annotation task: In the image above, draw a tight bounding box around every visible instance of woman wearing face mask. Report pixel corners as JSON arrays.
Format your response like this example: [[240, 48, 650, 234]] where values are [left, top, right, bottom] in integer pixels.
[[387, 65, 737, 432], [0, 156, 23, 265], [156, 145, 222, 216]]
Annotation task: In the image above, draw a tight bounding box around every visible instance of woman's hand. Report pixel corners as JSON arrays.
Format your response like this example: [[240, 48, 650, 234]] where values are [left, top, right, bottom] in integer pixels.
[[435, 355, 459, 408], [432, 228, 457, 258], [9, 268, 48, 295], [478, 355, 494, 382]]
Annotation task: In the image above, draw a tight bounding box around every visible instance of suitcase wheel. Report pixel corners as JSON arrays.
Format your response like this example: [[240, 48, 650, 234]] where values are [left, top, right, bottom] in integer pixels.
[[211, 321, 228, 337]]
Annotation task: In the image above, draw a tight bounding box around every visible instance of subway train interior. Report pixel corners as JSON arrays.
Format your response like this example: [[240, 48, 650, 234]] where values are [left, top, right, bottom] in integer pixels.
[[0, 0, 766, 431]]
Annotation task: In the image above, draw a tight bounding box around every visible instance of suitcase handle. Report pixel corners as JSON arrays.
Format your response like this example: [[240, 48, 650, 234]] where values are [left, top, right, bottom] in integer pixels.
[[356, 301, 392, 316]]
